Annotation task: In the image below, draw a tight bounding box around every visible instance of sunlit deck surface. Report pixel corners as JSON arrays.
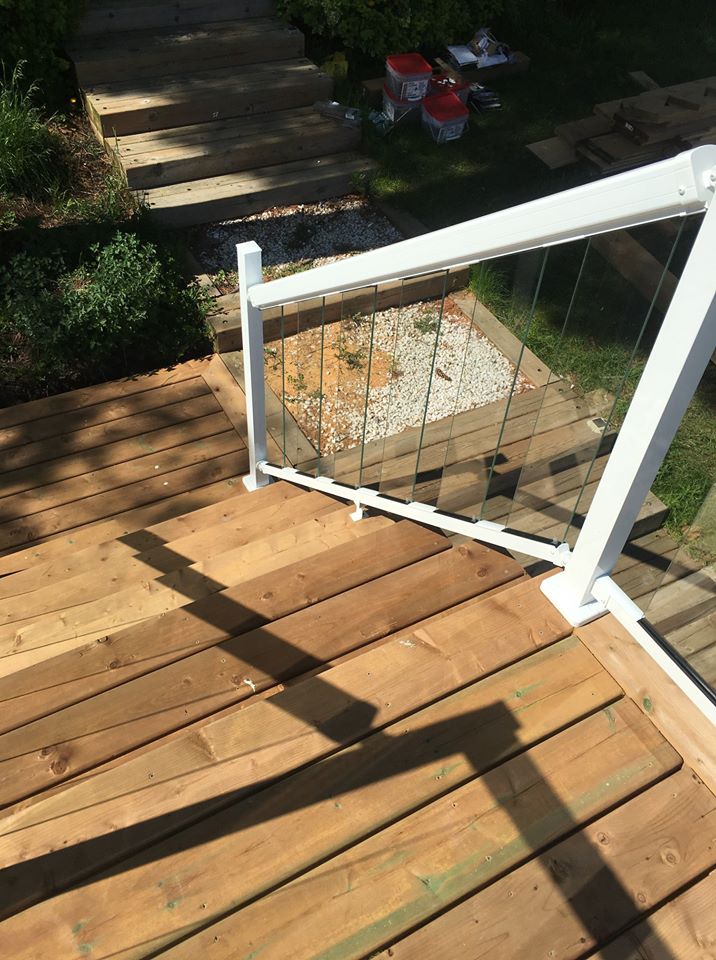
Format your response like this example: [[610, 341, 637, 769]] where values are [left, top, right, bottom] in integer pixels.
[[0, 358, 714, 959]]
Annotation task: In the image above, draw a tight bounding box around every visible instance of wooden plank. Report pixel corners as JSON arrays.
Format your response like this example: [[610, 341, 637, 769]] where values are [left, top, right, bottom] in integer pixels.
[[0, 475, 249, 575], [0, 359, 206, 431], [154, 700, 679, 960], [0, 490, 337, 624], [0, 375, 210, 451], [0, 391, 221, 476], [629, 70, 661, 91], [0, 448, 249, 554], [0, 519, 446, 729], [144, 154, 375, 228], [88, 59, 331, 136], [374, 770, 716, 960], [0, 506, 379, 665], [0, 639, 625, 945], [76, 0, 276, 35], [555, 114, 613, 146], [0, 480, 295, 599], [0, 575, 562, 904], [644, 566, 716, 636], [120, 110, 358, 190], [527, 136, 578, 169], [0, 540, 522, 803], [0, 429, 241, 524], [71, 19, 303, 85], [578, 613, 716, 794], [594, 870, 716, 958], [591, 230, 678, 314], [0, 411, 235, 501]]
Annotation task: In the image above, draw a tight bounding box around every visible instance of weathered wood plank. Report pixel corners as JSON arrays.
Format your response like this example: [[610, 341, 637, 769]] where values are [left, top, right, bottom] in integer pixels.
[[77, 0, 276, 35], [0, 474, 247, 574], [0, 412, 236, 502], [72, 19, 303, 85], [0, 540, 521, 803], [0, 392, 221, 476], [0, 449, 249, 553], [0, 639, 623, 942], [155, 701, 679, 960], [0, 359, 207, 432], [88, 59, 331, 136], [374, 770, 716, 960], [0, 519, 445, 729], [0, 375, 209, 450]]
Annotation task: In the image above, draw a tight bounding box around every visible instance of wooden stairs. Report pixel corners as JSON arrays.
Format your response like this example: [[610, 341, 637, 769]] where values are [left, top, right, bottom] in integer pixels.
[[70, 0, 374, 225]]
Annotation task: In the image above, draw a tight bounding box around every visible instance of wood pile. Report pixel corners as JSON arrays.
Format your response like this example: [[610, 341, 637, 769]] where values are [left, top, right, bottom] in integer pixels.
[[528, 75, 716, 173]]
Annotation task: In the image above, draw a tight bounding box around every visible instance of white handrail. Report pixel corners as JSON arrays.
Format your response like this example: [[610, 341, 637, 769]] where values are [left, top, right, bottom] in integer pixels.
[[249, 146, 716, 310]]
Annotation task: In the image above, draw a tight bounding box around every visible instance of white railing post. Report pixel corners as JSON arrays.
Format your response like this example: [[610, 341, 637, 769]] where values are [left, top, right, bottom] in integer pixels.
[[237, 241, 270, 491], [542, 190, 716, 626]]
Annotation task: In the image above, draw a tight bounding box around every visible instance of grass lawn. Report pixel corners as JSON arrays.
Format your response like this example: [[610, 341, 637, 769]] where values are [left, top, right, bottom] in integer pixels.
[[338, 0, 716, 542]]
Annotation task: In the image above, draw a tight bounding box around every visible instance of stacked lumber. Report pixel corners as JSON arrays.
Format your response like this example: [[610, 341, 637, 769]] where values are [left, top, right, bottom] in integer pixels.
[[528, 75, 716, 173]]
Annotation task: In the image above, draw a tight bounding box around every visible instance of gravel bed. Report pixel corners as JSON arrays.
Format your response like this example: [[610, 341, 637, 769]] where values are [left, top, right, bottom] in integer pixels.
[[266, 299, 532, 455], [189, 195, 403, 279]]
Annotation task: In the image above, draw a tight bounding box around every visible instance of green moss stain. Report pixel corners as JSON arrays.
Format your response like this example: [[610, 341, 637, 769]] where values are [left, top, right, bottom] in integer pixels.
[[70, 920, 95, 957], [165, 899, 181, 910], [643, 696, 653, 713], [604, 705, 617, 732], [432, 761, 463, 781], [510, 681, 542, 700]]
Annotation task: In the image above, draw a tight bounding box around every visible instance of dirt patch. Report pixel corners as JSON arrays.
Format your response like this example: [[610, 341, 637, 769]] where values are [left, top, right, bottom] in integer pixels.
[[265, 297, 533, 455]]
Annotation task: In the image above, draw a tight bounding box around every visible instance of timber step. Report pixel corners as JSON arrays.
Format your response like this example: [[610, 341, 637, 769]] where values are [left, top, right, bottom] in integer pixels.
[[143, 153, 377, 226], [71, 17, 304, 85], [76, 0, 276, 35], [115, 107, 361, 189], [85, 58, 332, 137]]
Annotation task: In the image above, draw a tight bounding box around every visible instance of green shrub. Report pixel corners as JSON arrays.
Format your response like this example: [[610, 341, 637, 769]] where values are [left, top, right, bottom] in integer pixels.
[[279, 0, 504, 58], [0, 62, 62, 199], [0, 231, 211, 402], [0, 0, 84, 104]]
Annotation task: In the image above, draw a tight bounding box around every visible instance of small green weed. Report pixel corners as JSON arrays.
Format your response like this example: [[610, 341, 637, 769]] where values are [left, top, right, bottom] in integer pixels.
[[413, 310, 440, 337]]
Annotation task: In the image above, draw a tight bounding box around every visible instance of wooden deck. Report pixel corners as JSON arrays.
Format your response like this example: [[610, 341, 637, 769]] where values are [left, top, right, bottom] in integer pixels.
[[0, 358, 715, 959]]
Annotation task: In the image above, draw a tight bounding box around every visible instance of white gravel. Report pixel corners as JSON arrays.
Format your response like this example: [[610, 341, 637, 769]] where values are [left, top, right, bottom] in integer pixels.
[[192, 195, 403, 277], [284, 301, 532, 454]]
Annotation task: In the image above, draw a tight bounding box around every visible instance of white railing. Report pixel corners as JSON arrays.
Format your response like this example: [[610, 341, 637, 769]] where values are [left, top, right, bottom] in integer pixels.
[[236, 147, 716, 659]]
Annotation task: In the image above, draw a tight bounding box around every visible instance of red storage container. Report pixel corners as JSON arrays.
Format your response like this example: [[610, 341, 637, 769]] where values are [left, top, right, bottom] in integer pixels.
[[385, 53, 432, 101], [383, 84, 420, 123], [421, 91, 469, 143]]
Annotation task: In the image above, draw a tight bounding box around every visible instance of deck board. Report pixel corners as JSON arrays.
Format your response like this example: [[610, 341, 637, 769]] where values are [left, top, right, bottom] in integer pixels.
[[0, 359, 713, 958]]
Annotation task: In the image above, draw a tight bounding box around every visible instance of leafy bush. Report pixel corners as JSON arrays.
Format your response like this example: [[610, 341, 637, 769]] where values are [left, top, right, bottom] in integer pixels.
[[0, 63, 62, 199], [0, 0, 84, 104], [0, 231, 212, 402], [279, 0, 504, 58]]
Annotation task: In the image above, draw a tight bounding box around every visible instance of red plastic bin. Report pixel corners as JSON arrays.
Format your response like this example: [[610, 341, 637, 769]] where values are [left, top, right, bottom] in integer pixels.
[[383, 85, 420, 123], [385, 53, 432, 101], [421, 91, 469, 143]]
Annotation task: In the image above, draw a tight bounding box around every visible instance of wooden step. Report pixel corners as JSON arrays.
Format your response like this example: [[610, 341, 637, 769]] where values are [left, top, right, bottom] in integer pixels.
[[115, 107, 360, 189], [77, 0, 276, 35], [86, 58, 332, 136], [143, 153, 376, 226], [71, 18, 304, 85]]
